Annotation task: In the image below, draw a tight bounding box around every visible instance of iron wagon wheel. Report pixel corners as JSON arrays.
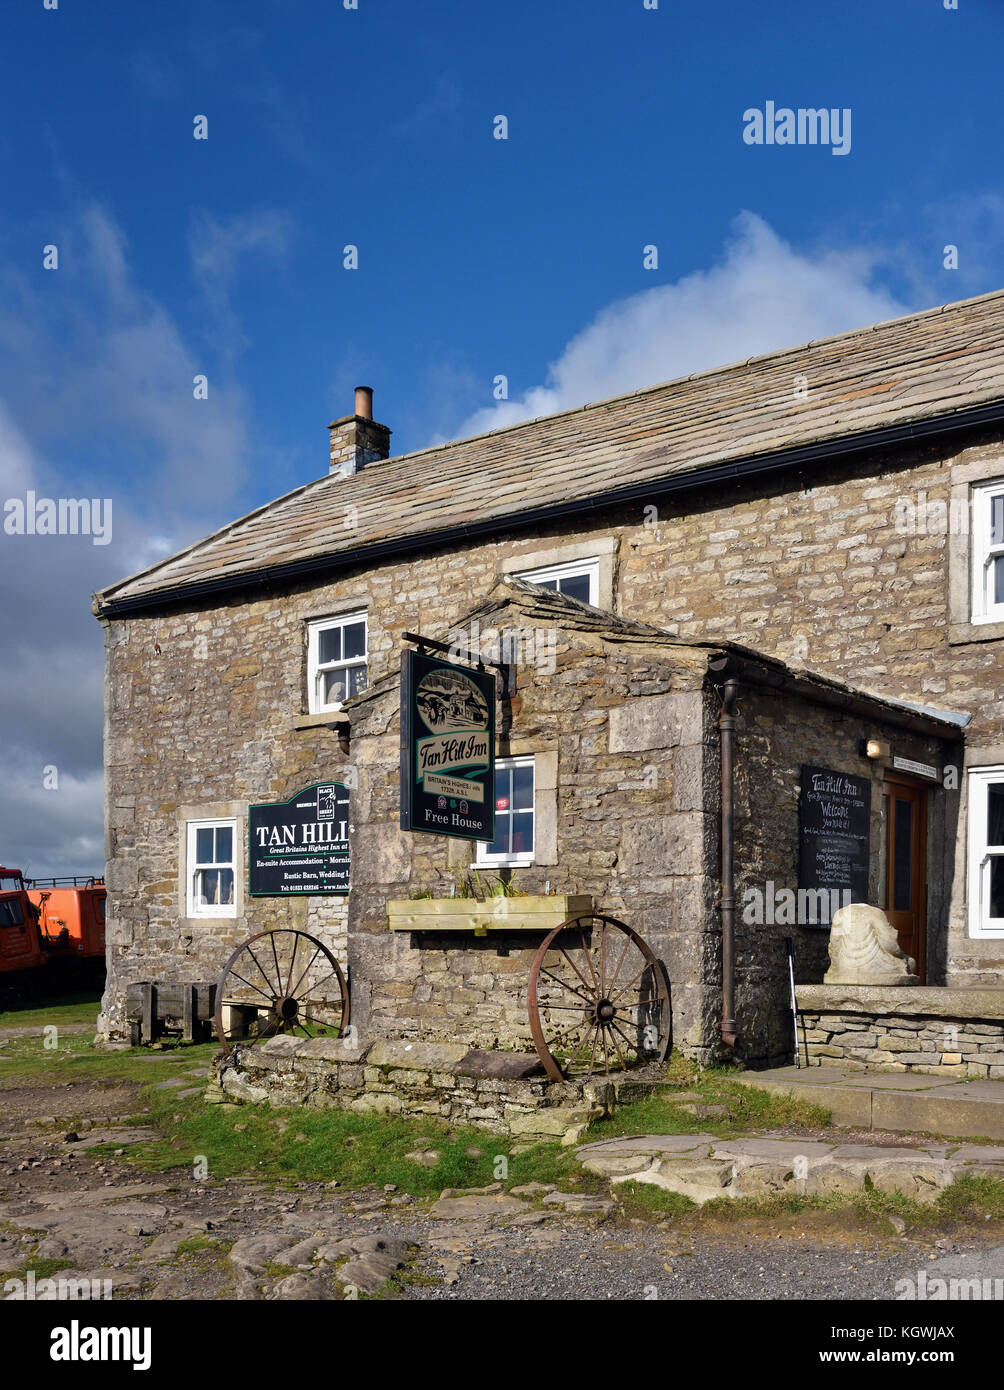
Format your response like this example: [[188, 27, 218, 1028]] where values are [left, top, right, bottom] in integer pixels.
[[528, 913, 671, 1083], [214, 928, 349, 1055]]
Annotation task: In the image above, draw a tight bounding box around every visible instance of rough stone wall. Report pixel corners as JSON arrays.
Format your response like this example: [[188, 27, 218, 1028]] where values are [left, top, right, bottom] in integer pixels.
[[99, 603, 351, 1038], [99, 424, 1004, 1037], [800, 1011, 1004, 1079], [347, 626, 720, 1061], [731, 687, 959, 1066]]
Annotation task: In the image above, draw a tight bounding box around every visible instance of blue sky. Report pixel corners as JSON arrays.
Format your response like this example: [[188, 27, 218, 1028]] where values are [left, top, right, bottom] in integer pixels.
[[2, 0, 1003, 873]]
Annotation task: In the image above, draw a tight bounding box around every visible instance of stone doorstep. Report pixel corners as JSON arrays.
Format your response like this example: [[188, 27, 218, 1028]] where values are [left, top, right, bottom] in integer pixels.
[[575, 1133, 1004, 1205], [732, 1066, 1004, 1141]]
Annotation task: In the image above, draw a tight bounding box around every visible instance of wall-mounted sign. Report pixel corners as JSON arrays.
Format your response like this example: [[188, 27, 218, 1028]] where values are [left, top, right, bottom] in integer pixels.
[[249, 782, 349, 896], [400, 649, 495, 841], [798, 765, 872, 926], [892, 756, 939, 781]]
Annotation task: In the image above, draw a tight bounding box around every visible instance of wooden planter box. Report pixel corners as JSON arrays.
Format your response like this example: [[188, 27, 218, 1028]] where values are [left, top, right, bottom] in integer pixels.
[[387, 894, 592, 936]]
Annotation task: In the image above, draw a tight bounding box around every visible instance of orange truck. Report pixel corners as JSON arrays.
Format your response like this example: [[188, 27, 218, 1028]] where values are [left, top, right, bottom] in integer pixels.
[[26, 876, 106, 961], [0, 867, 106, 996]]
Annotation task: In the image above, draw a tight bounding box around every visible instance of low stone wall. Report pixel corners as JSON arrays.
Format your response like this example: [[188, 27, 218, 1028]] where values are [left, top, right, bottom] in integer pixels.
[[211, 1036, 630, 1142], [797, 985, 1004, 1078]]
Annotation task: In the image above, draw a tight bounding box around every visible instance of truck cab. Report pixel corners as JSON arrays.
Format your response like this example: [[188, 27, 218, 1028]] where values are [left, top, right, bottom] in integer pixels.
[[0, 866, 43, 973]]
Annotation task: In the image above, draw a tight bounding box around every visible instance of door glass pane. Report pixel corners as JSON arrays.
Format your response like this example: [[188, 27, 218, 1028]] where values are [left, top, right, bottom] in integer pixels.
[[988, 783, 1004, 848], [318, 627, 342, 664], [558, 574, 592, 604], [990, 856, 1004, 920], [893, 798, 913, 911]]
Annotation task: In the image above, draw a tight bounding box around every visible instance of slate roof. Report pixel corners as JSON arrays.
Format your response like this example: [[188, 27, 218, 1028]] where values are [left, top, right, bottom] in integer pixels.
[[95, 288, 1004, 615]]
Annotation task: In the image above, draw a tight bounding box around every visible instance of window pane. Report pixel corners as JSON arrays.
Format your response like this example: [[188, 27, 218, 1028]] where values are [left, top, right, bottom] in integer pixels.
[[992, 494, 1004, 546], [534, 578, 558, 591], [196, 827, 213, 864], [322, 670, 348, 705], [346, 663, 368, 697], [485, 817, 510, 856], [990, 856, 1004, 920], [893, 798, 913, 912], [988, 783, 1004, 848], [198, 869, 234, 906], [214, 826, 233, 865], [342, 621, 366, 659], [994, 555, 1004, 605], [512, 764, 533, 809], [558, 573, 591, 604], [511, 812, 534, 855], [0, 898, 25, 927], [318, 626, 342, 664]]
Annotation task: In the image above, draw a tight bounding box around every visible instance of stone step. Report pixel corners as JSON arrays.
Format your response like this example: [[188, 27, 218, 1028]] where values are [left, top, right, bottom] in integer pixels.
[[732, 1065, 1004, 1141]]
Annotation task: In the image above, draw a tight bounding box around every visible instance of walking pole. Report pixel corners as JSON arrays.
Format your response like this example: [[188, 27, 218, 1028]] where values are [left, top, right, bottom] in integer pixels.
[[784, 935, 801, 1068]]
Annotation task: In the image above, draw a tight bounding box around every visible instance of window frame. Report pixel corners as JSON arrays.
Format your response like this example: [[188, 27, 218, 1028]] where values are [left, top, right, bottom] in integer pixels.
[[517, 558, 600, 607], [475, 755, 536, 868], [971, 481, 1004, 625], [307, 611, 368, 714], [186, 817, 238, 919], [967, 767, 1004, 939]]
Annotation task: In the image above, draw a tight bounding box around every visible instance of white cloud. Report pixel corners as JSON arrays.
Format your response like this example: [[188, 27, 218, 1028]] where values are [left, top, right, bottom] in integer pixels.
[[0, 200, 275, 876], [454, 212, 912, 439]]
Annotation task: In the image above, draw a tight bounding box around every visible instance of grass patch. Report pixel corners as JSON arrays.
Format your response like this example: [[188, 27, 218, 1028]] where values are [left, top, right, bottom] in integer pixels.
[[123, 1084, 588, 1195], [175, 1236, 219, 1256], [0, 990, 102, 1031], [1, 1257, 76, 1281], [582, 1071, 830, 1144], [615, 1181, 696, 1217]]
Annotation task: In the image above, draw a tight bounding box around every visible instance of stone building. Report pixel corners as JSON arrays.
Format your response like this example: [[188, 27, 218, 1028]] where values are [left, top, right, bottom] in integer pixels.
[[93, 289, 1004, 1067]]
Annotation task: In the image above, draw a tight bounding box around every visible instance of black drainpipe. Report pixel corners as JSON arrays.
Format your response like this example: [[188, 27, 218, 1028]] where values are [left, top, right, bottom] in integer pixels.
[[718, 677, 739, 1050]]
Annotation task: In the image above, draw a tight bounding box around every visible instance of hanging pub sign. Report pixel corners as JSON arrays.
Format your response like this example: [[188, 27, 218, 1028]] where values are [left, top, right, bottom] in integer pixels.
[[249, 782, 350, 896], [400, 648, 495, 841], [798, 764, 871, 925]]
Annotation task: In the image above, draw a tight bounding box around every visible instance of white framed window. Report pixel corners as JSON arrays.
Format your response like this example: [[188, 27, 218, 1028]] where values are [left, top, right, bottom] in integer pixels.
[[967, 768, 1004, 938], [517, 558, 599, 607], [186, 819, 238, 918], [476, 755, 535, 867], [307, 612, 368, 713], [971, 482, 1004, 624]]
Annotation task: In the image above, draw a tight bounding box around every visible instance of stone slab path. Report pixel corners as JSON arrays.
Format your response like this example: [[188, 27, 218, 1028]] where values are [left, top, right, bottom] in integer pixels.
[[734, 1065, 1004, 1139], [577, 1131, 1004, 1203]]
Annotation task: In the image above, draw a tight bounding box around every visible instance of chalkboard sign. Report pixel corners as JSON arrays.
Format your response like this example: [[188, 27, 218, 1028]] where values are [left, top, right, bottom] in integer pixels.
[[400, 649, 495, 841], [798, 765, 871, 924], [249, 782, 349, 896]]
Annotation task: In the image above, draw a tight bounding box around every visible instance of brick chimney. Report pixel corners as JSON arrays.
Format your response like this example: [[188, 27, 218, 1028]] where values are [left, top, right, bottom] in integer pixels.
[[328, 386, 391, 477]]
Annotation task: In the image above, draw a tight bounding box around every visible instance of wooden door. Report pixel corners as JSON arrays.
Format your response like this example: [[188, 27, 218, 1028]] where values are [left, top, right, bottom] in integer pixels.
[[883, 774, 927, 982]]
